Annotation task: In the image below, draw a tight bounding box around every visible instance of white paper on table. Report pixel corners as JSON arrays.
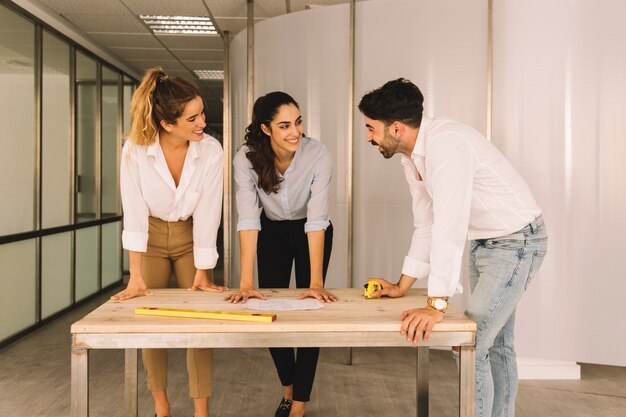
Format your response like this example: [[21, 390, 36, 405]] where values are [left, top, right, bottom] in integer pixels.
[[243, 298, 324, 311]]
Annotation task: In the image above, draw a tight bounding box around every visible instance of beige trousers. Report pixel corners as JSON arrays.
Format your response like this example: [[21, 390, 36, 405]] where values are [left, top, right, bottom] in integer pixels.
[[141, 216, 213, 398]]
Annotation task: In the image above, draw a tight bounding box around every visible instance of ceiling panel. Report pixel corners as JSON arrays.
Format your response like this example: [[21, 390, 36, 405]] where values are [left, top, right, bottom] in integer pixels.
[[111, 47, 174, 60], [128, 59, 187, 71], [64, 13, 147, 34], [184, 61, 223, 71], [88, 33, 162, 48], [170, 49, 224, 61], [39, 0, 130, 14], [208, 0, 285, 18], [121, 0, 208, 16], [157, 35, 223, 50]]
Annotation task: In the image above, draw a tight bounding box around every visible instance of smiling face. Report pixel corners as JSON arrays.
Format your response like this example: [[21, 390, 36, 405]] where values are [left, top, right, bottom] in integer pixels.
[[364, 116, 400, 159], [161, 96, 206, 142], [261, 103, 304, 156]]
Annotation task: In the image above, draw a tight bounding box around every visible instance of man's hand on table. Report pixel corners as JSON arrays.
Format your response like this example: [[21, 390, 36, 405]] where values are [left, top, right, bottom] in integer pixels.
[[401, 307, 444, 344], [366, 278, 405, 298]]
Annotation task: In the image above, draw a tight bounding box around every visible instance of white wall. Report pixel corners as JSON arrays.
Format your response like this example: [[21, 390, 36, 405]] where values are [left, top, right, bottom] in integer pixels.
[[230, 0, 626, 368], [493, 0, 626, 367]]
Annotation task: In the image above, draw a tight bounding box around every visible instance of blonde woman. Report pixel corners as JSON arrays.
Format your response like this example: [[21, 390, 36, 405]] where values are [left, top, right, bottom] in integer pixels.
[[111, 67, 226, 417]]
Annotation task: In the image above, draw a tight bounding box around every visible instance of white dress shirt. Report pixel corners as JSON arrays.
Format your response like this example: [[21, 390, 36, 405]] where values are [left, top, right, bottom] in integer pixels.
[[401, 116, 541, 296], [234, 137, 332, 233], [120, 133, 224, 269]]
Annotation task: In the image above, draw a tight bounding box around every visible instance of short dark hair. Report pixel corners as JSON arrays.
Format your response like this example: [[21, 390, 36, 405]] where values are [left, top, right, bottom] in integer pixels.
[[358, 78, 424, 128]]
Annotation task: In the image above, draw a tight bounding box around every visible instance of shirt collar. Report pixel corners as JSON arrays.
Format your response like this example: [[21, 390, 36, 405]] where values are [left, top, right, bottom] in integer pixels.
[[146, 132, 201, 160], [411, 116, 432, 158], [146, 133, 161, 158]]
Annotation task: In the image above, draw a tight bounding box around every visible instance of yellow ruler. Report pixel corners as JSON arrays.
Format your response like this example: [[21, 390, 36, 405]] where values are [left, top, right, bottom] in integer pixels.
[[134, 307, 276, 323]]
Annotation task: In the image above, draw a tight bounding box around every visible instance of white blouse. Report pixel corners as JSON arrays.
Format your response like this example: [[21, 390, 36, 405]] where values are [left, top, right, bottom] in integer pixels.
[[120, 133, 223, 269], [234, 137, 332, 233]]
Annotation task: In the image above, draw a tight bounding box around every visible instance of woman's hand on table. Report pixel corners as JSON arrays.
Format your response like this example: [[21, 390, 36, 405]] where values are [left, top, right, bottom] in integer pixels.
[[224, 288, 267, 303], [400, 307, 444, 344], [110, 275, 152, 301], [188, 269, 229, 293], [297, 287, 338, 303]]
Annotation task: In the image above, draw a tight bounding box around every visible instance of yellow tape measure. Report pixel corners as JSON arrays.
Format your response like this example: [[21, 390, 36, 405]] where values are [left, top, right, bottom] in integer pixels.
[[363, 279, 382, 299], [134, 307, 276, 323]]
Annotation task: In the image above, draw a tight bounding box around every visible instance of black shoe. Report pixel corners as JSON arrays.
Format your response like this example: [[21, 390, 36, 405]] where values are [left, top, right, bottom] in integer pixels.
[[274, 397, 293, 417]]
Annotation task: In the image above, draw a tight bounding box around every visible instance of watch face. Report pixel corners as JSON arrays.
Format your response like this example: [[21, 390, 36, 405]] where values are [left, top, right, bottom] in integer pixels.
[[434, 298, 447, 310]]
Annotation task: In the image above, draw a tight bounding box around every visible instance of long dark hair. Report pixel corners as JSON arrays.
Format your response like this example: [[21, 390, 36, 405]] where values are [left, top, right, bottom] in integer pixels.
[[129, 66, 201, 145], [244, 91, 299, 194]]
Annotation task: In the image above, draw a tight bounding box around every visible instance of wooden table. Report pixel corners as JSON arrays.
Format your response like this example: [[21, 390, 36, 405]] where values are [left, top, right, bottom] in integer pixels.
[[71, 288, 476, 417]]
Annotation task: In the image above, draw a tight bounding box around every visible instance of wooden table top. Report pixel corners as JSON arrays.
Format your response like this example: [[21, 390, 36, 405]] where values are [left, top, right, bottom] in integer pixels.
[[71, 288, 475, 335]]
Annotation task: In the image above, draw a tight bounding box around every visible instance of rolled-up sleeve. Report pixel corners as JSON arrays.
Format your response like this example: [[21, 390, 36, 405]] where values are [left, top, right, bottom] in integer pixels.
[[192, 142, 223, 269], [401, 171, 433, 280], [120, 142, 150, 252], [234, 148, 262, 231], [304, 145, 332, 233]]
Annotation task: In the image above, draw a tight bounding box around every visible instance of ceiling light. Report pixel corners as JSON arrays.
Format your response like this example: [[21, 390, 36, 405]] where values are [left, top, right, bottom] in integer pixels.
[[194, 70, 224, 80], [140, 15, 218, 35]]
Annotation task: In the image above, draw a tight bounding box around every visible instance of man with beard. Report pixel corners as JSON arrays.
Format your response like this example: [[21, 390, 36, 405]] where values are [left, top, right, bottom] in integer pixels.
[[358, 78, 547, 417]]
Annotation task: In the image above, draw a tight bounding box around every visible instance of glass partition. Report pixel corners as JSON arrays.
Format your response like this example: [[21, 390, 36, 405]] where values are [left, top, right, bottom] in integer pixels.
[[76, 52, 98, 222], [42, 31, 71, 228], [42, 232, 72, 318], [0, 240, 37, 340], [0, 2, 132, 347], [101, 66, 120, 218], [0, 6, 35, 235], [75, 226, 99, 301], [102, 221, 121, 287]]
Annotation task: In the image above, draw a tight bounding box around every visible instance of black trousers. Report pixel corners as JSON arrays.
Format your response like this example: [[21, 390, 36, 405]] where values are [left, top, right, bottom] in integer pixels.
[[257, 212, 333, 402]]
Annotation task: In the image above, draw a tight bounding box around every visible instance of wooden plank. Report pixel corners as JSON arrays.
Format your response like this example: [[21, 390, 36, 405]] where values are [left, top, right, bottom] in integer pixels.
[[73, 330, 475, 349], [459, 346, 476, 417], [124, 349, 137, 417], [70, 344, 88, 417], [417, 346, 429, 417]]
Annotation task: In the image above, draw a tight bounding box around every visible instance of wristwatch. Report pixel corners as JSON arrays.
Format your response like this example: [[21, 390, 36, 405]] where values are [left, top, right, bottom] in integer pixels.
[[427, 296, 449, 313]]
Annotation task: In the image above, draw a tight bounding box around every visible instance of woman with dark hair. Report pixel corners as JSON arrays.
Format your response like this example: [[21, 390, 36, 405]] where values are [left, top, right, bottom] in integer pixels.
[[225, 91, 336, 417], [111, 66, 226, 417]]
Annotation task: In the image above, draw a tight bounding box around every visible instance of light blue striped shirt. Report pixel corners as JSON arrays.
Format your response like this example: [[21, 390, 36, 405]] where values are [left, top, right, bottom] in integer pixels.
[[234, 137, 332, 233]]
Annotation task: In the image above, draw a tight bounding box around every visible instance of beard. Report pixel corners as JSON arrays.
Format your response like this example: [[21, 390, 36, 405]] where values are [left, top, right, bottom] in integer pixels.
[[371, 130, 399, 159]]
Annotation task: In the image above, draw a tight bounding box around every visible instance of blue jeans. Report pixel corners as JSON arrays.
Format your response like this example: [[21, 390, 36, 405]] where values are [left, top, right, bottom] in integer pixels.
[[466, 216, 547, 417]]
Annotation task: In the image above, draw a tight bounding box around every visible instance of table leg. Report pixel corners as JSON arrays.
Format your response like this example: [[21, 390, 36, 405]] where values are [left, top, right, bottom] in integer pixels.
[[125, 349, 138, 417], [459, 346, 476, 417], [416, 346, 429, 417], [71, 345, 88, 417]]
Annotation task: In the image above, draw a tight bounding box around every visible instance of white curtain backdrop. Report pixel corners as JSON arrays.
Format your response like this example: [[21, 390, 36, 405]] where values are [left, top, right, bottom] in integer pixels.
[[230, 0, 626, 368], [493, 0, 626, 366]]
